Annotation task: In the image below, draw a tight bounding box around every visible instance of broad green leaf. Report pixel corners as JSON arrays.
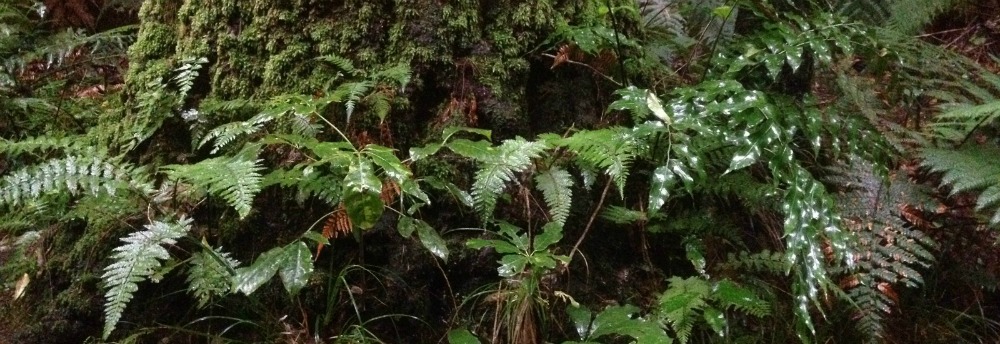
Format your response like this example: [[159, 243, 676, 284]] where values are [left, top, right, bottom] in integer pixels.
[[410, 143, 442, 161], [233, 246, 286, 295], [344, 158, 382, 193], [363, 144, 409, 182], [702, 306, 726, 337], [566, 304, 595, 339], [498, 254, 529, 278], [447, 328, 482, 344], [726, 145, 760, 174], [649, 165, 675, 211], [413, 218, 449, 261], [446, 139, 494, 160], [343, 190, 384, 229], [533, 222, 563, 252], [397, 215, 418, 237], [301, 231, 329, 246], [443, 127, 492, 142], [278, 242, 313, 295]]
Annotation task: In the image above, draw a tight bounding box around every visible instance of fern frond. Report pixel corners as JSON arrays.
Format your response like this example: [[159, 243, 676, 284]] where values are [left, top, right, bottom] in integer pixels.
[[172, 57, 208, 100], [102, 218, 192, 339], [534, 166, 574, 227], [187, 246, 240, 308], [0, 135, 88, 157], [887, 0, 960, 34], [198, 112, 276, 153], [373, 63, 412, 89], [601, 205, 648, 225], [467, 137, 548, 222], [332, 81, 374, 122], [161, 151, 264, 219], [558, 127, 638, 196], [720, 250, 789, 275], [0, 154, 150, 206], [316, 54, 357, 75], [658, 276, 710, 343]]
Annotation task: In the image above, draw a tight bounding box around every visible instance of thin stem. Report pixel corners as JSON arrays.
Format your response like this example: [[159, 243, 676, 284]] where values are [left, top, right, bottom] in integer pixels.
[[567, 178, 613, 264]]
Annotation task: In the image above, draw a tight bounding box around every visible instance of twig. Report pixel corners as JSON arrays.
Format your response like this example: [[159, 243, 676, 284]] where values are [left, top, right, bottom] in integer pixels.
[[567, 178, 613, 264], [541, 53, 622, 86]]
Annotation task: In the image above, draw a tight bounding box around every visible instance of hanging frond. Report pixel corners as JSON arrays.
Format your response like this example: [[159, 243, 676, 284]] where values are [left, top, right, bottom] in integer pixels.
[[172, 57, 208, 100], [922, 145, 1000, 225], [102, 218, 192, 339], [447, 137, 548, 222], [557, 127, 638, 196], [534, 166, 574, 227], [161, 150, 264, 219], [0, 154, 151, 206]]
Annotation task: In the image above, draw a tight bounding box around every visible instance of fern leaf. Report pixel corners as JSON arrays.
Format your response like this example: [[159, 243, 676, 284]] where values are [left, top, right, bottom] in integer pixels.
[[333, 81, 374, 122], [161, 152, 264, 219], [172, 57, 208, 100], [187, 246, 240, 308], [558, 127, 638, 196], [534, 166, 574, 227], [468, 137, 548, 221], [102, 218, 192, 339], [199, 112, 276, 153], [0, 155, 150, 206], [316, 54, 357, 75]]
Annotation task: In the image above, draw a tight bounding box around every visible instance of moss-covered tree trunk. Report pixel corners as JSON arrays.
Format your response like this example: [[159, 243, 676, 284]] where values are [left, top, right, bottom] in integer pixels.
[[127, 0, 612, 142]]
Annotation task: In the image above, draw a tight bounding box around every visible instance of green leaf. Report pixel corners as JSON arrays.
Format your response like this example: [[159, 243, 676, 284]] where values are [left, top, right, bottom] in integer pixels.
[[701, 306, 726, 338], [414, 218, 449, 261], [278, 242, 313, 295], [446, 139, 494, 159], [533, 222, 564, 252], [498, 254, 529, 278], [649, 165, 676, 211], [443, 126, 492, 142], [343, 190, 384, 230], [233, 246, 286, 295], [567, 304, 595, 339], [447, 328, 482, 344], [534, 167, 574, 227], [410, 143, 442, 161], [398, 215, 418, 237], [363, 144, 410, 182]]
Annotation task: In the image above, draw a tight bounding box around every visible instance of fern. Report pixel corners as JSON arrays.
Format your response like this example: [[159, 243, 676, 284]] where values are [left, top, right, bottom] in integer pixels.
[[172, 57, 209, 101], [922, 146, 1000, 225], [656, 276, 770, 343], [0, 154, 151, 206], [198, 111, 276, 153], [557, 127, 638, 196], [186, 246, 240, 308], [332, 80, 374, 122], [887, 0, 962, 34], [102, 218, 192, 339], [833, 159, 936, 342], [534, 166, 573, 227], [161, 149, 264, 219], [0, 135, 87, 157], [447, 137, 548, 222]]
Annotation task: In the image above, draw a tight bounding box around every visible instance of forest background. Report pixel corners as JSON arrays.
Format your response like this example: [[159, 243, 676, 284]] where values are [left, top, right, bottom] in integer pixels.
[[2, 0, 1000, 343]]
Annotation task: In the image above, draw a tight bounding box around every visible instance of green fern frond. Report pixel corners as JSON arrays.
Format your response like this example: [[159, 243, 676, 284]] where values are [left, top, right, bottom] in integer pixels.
[[199, 112, 276, 153], [0, 135, 87, 157], [332, 81, 374, 122], [187, 246, 240, 308], [887, 0, 960, 34], [0, 154, 150, 206], [720, 250, 789, 275], [102, 218, 192, 339], [316, 54, 357, 75], [373, 63, 412, 89], [601, 205, 648, 225], [464, 137, 548, 222], [558, 127, 638, 196], [172, 57, 208, 100], [161, 151, 264, 219], [534, 166, 574, 227]]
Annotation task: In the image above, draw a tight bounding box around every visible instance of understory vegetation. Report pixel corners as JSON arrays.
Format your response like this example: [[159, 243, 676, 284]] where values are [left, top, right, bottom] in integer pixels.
[[3, 0, 1000, 343]]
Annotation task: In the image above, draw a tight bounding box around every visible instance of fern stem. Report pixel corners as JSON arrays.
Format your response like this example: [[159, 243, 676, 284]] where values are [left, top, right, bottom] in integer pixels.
[[567, 178, 613, 264]]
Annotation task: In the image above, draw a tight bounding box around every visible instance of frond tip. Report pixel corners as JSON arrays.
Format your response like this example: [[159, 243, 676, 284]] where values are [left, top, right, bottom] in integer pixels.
[[102, 218, 192, 339]]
